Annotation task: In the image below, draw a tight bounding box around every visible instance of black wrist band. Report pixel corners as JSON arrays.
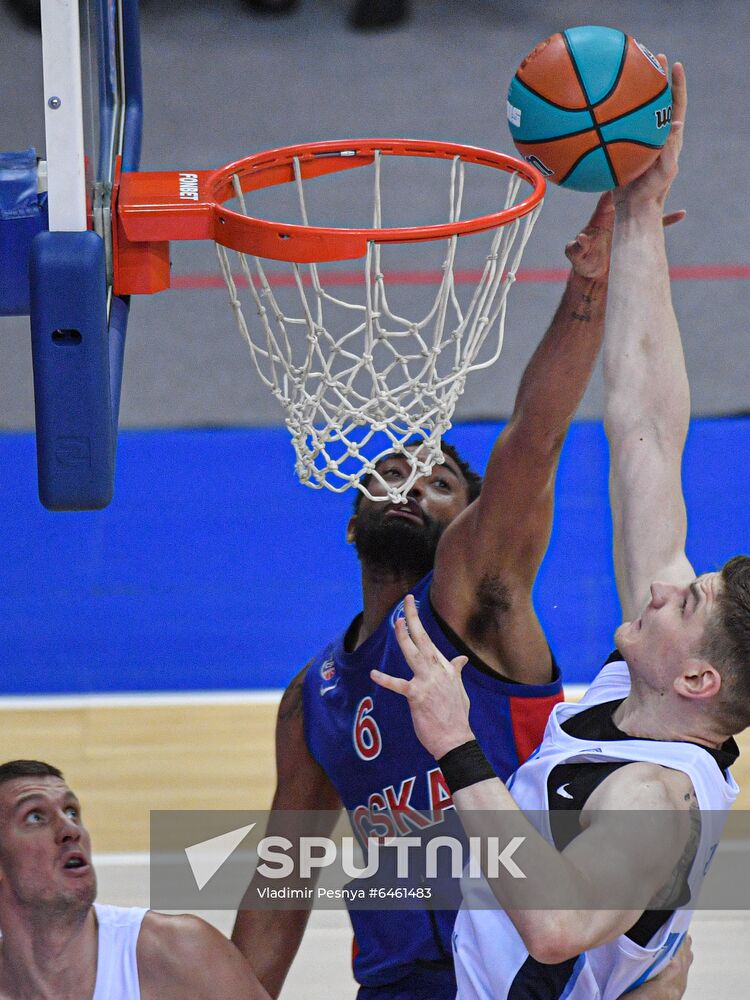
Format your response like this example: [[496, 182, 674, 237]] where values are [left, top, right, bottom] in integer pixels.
[[438, 739, 497, 794]]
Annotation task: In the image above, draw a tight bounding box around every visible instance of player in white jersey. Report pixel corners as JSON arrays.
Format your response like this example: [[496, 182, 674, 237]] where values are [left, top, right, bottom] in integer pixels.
[[373, 60, 750, 998], [0, 760, 269, 1000], [448, 648, 737, 1000]]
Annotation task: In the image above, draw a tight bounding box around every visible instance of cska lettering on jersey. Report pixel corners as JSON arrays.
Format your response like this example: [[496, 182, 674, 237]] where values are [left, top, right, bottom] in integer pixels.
[[301, 571, 564, 986], [304, 571, 563, 831], [351, 766, 454, 841]]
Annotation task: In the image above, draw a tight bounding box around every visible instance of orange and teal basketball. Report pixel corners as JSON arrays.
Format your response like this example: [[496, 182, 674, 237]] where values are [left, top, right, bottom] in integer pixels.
[[507, 26, 672, 191]]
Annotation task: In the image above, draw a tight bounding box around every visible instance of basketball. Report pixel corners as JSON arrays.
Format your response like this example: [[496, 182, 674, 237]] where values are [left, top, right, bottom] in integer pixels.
[[507, 25, 673, 191]]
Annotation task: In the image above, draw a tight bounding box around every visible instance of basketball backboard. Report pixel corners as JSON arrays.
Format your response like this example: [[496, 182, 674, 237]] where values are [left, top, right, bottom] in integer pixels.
[[0, 0, 142, 510], [0, 3, 543, 511]]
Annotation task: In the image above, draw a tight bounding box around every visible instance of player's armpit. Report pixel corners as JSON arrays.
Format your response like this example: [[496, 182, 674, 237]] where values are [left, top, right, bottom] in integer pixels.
[[430, 423, 561, 681], [231, 662, 342, 997], [138, 912, 270, 1000]]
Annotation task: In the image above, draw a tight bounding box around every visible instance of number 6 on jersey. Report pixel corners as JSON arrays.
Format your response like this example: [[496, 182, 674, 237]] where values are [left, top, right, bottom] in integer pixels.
[[353, 697, 383, 761]]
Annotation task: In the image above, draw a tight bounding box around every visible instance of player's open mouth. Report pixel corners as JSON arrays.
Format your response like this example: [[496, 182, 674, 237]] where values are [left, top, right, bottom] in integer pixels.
[[385, 501, 423, 524], [62, 853, 90, 874]]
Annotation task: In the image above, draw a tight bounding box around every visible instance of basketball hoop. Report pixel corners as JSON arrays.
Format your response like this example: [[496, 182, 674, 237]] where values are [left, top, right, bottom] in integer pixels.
[[113, 139, 545, 501]]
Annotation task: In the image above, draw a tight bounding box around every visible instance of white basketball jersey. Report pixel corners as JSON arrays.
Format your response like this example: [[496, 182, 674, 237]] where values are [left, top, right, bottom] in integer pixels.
[[92, 904, 148, 1000], [453, 658, 739, 1000]]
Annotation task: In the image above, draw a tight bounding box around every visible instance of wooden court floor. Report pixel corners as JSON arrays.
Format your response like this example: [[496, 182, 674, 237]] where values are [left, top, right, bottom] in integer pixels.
[[3, 697, 748, 997], [2, 695, 750, 853]]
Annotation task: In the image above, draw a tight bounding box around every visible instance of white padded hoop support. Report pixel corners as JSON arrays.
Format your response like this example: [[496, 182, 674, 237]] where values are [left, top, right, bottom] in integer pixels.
[[216, 146, 543, 502]]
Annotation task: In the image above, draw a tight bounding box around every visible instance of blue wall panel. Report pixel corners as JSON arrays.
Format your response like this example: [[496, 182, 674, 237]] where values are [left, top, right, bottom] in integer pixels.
[[1, 419, 747, 694]]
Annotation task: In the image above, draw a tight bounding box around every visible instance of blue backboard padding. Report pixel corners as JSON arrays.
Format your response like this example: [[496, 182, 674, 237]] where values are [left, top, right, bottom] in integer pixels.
[[108, 295, 130, 428], [0, 419, 747, 695], [29, 231, 114, 510]]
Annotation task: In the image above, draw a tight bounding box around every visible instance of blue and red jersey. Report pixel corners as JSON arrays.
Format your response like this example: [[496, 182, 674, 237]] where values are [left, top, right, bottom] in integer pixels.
[[302, 571, 563, 987]]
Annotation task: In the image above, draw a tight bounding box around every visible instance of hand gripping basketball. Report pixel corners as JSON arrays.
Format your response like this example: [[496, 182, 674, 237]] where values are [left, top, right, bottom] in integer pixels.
[[613, 60, 687, 212], [370, 596, 474, 761], [565, 193, 617, 280]]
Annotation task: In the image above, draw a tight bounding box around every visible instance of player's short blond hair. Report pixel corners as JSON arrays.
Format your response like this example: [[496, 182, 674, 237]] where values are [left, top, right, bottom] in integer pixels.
[[702, 555, 750, 734]]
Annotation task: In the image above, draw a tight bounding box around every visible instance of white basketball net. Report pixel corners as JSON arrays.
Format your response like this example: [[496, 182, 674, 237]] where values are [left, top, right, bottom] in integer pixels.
[[216, 151, 542, 502]]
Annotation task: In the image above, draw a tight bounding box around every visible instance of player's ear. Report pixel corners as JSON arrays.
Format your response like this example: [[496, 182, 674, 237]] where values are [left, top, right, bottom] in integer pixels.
[[346, 515, 357, 545], [673, 658, 722, 700]]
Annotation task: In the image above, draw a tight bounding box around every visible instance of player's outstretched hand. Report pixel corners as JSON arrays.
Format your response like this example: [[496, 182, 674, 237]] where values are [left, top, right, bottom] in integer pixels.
[[566, 190, 685, 280], [565, 192, 615, 280], [371, 596, 474, 760], [614, 59, 687, 212]]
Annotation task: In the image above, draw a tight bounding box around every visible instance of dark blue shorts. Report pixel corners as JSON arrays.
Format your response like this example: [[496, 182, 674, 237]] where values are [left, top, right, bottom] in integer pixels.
[[357, 963, 456, 1000]]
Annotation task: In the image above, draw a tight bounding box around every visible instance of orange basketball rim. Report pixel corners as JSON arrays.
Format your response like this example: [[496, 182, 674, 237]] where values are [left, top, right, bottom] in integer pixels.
[[111, 138, 546, 295]]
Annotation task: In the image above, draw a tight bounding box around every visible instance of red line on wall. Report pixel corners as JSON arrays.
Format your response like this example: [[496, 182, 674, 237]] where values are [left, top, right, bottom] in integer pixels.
[[171, 263, 750, 291]]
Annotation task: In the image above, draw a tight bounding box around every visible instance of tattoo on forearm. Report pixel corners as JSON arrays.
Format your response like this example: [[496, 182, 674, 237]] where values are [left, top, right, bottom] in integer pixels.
[[571, 293, 596, 323], [278, 660, 313, 722], [650, 793, 701, 910]]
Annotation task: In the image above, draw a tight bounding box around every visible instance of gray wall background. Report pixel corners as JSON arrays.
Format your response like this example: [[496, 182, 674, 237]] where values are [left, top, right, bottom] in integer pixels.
[[1, 0, 748, 429]]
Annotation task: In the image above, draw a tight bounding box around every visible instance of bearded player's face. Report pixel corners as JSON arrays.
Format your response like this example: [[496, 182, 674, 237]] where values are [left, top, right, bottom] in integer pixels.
[[350, 449, 470, 577]]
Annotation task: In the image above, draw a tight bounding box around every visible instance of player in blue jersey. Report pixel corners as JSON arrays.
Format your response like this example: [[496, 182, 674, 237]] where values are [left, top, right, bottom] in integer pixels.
[[232, 151, 686, 999], [373, 61, 748, 1000]]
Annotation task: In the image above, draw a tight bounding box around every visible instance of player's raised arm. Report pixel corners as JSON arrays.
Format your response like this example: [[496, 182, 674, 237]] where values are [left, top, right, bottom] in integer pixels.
[[432, 196, 611, 677], [447, 195, 611, 580], [603, 61, 695, 620]]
